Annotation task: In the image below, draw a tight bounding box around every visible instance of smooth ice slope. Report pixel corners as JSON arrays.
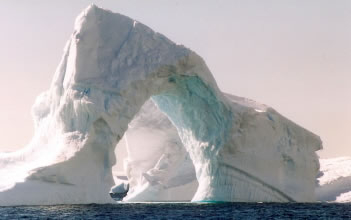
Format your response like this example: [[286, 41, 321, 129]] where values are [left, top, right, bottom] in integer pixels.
[[0, 5, 322, 205]]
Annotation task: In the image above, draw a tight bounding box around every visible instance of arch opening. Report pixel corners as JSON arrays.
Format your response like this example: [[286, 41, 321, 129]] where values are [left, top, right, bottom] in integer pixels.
[[111, 93, 208, 202], [107, 73, 233, 202]]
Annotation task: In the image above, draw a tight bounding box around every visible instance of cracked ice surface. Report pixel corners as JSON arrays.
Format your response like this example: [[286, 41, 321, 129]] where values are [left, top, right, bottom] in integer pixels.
[[0, 5, 322, 205]]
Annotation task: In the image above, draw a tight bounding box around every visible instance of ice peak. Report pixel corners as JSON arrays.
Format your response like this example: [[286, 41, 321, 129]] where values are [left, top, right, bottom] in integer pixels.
[[82, 3, 99, 18], [88, 3, 98, 9], [74, 4, 104, 32]]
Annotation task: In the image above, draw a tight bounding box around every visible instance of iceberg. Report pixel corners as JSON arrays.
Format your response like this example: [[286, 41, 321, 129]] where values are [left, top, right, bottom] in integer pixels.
[[0, 5, 322, 205], [110, 181, 129, 201]]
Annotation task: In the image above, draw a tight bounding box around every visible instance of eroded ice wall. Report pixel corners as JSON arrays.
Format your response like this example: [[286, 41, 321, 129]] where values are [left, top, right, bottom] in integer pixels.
[[0, 5, 322, 205]]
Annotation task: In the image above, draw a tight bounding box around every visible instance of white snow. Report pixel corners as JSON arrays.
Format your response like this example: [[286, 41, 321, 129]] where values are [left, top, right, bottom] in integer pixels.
[[316, 157, 351, 202], [0, 4, 323, 205]]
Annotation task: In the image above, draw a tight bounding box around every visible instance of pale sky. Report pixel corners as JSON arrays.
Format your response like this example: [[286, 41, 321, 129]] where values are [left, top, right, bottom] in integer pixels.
[[0, 0, 350, 158]]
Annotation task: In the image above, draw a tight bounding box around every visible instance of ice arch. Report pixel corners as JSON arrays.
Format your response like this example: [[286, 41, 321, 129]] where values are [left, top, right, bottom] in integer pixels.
[[0, 5, 321, 205]]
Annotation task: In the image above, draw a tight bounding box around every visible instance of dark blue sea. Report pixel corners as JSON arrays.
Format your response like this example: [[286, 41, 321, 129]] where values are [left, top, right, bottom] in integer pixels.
[[0, 203, 350, 219]]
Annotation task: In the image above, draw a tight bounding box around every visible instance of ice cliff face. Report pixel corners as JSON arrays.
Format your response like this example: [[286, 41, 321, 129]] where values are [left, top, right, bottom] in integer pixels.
[[0, 5, 322, 205]]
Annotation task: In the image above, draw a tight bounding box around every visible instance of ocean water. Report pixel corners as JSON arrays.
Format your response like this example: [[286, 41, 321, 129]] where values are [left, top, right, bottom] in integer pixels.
[[0, 203, 350, 219]]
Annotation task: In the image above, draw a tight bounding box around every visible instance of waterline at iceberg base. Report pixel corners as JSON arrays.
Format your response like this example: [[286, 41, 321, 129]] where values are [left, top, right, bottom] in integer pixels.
[[0, 5, 322, 205]]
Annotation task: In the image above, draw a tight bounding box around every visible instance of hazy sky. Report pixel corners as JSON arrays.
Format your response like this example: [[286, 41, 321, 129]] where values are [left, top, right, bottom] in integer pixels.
[[0, 0, 350, 158]]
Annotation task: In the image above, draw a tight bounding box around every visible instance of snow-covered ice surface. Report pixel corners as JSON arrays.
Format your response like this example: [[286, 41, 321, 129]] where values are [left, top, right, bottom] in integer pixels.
[[316, 157, 351, 202], [0, 5, 322, 205]]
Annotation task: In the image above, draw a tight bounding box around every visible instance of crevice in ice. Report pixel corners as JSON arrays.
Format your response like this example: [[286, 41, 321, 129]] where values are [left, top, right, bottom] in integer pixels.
[[218, 162, 294, 202]]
